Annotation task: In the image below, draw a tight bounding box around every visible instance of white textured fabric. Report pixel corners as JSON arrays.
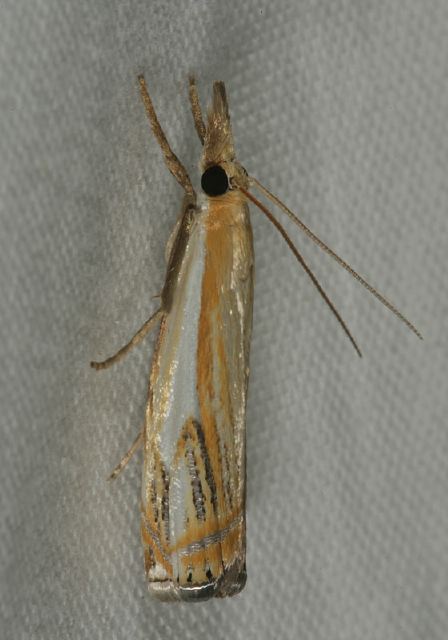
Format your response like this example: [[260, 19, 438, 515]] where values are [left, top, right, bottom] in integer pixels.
[[1, 1, 447, 638]]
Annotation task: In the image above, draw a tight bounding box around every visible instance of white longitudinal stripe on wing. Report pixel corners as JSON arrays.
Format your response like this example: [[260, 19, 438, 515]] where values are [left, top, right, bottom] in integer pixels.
[[150, 213, 208, 581], [156, 218, 205, 468]]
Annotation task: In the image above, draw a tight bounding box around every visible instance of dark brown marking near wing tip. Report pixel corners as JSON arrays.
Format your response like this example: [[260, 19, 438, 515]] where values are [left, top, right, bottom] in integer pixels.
[[160, 465, 170, 543], [185, 444, 206, 521], [222, 442, 233, 510], [192, 420, 218, 513], [141, 515, 173, 575], [144, 542, 155, 574], [150, 478, 158, 524]]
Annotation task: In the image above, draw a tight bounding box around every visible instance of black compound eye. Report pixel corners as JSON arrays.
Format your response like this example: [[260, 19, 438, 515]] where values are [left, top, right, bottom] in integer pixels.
[[201, 165, 229, 197]]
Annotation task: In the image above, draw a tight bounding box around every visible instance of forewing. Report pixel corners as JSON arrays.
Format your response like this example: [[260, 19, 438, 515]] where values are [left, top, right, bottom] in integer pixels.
[[141, 194, 254, 600]]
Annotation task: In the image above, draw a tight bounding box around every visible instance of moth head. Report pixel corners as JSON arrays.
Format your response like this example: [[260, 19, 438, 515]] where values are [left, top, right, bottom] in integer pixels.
[[202, 81, 234, 169], [200, 82, 249, 197], [200, 161, 249, 197]]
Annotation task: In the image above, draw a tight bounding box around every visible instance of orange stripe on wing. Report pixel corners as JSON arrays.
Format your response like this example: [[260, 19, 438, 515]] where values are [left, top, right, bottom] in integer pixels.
[[196, 191, 249, 573]]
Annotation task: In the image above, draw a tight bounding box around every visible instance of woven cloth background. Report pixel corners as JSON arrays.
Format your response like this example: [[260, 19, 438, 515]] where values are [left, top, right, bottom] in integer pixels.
[[1, 2, 447, 639]]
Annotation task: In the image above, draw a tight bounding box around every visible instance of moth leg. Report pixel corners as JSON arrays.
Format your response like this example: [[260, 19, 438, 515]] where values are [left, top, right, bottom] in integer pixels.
[[188, 76, 206, 144], [138, 74, 195, 197], [91, 308, 163, 370], [108, 428, 144, 480]]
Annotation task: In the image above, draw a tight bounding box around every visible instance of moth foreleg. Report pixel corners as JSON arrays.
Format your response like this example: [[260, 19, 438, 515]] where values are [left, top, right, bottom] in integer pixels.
[[138, 75, 195, 197]]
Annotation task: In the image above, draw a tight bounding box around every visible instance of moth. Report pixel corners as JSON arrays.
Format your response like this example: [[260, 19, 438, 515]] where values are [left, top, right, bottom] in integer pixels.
[[91, 75, 421, 601]]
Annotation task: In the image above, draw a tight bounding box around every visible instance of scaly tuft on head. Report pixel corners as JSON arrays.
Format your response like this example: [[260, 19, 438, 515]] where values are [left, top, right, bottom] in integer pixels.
[[202, 82, 235, 168]]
